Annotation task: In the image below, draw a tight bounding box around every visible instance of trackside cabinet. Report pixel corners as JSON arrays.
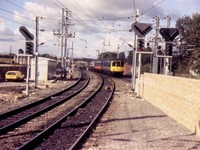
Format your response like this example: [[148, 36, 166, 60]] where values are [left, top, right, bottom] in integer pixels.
[[31, 57, 57, 81]]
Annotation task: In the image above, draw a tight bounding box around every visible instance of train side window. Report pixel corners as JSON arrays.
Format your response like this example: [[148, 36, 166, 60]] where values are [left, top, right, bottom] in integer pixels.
[[107, 62, 110, 67]]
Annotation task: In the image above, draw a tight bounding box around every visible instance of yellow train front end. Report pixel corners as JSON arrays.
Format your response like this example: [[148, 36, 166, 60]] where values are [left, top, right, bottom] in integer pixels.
[[110, 60, 124, 77]]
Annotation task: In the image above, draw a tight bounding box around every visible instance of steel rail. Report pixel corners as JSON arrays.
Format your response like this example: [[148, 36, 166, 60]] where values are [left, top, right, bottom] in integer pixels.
[[0, 71, 90, 135], [69, 76, 115, 150], [0, 70, 83, 120], [17, 73, 104, 150]]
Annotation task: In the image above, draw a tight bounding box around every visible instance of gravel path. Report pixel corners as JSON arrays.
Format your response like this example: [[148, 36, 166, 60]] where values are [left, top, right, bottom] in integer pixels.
[[0, 70, 80, 113], [83, 78, 200, 150]]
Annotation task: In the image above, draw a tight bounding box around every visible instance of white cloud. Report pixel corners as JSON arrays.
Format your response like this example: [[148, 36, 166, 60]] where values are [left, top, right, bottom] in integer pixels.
[[0, 19, 14, 36], [1, 0, 200, 58]]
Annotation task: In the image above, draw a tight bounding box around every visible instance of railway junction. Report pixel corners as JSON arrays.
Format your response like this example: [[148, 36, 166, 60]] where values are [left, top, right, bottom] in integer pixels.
[[0, 69, 200, 150]]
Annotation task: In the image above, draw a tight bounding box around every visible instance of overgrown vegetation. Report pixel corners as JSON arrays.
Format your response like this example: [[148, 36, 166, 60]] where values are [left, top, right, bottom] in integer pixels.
[[175, 13, 200, 76]]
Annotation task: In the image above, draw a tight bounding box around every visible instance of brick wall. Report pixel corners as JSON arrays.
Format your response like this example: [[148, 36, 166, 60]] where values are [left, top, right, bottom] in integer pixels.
[[138, 73, 200, 136]]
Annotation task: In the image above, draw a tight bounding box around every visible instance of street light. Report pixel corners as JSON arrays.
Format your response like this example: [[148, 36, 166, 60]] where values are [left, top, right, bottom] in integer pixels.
[[39, 42, 46, 46]]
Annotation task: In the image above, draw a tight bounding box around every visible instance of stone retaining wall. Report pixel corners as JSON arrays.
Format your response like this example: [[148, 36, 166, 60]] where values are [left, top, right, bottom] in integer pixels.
[[138, 73, 200, 136]]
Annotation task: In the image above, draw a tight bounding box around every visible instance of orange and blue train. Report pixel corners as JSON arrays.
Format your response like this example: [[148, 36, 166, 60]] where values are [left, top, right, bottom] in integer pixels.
[[90, 59, 124, 77]]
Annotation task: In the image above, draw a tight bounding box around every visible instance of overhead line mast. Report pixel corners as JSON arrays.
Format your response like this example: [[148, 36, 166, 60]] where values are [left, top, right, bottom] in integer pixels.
[[152, 16, 160, 74], [131, 9, 139, 91]]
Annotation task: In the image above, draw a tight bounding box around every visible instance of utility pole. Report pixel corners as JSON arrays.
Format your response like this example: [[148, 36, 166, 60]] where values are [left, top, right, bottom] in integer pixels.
[[26, 55, 31, 96], [152, 16, 160, 74], [64, 9, 68, 77], [64, 9, 71, 77], [60, 8, 65, 78], [35, 16, 39, 88], [131, 9, 139, 91], [53, 8, 74, 78], [71, 41, 74, 74]]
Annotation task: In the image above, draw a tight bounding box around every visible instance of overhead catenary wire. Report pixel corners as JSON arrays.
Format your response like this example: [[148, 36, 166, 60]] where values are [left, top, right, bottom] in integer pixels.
[[0, 7, 34, 21], [101, 16, 134, 21], [69, 0, 98, 25], [0, 15, 34, 29], [5, 0, 59, 35], [141, 0, 166, 15], [5, 0, 38, 16], [55, 0, 134, 54], [6, 0, 27, 12], [2, 0, 167, 58], [83, 0, 134, 45], [79, 0, 121, 43], [53, 0, 132, 49], [82, 0, 102, 21], [55, 0, 105, 40]]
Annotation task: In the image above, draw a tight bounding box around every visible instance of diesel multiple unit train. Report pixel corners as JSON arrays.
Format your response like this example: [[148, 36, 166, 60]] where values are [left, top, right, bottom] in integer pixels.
[[90, 59, 124, 77]]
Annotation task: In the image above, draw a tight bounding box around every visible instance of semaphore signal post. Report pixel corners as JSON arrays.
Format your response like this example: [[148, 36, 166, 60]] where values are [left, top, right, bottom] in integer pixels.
[[130, 9, 153, 93]]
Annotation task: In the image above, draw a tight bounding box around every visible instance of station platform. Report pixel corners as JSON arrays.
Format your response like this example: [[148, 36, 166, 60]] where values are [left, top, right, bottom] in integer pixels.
[[83, 79, 200, 150]]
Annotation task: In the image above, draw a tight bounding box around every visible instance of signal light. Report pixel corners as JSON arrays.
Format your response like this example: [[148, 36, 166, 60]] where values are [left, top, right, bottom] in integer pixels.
[[166, 44, 173, 56], [19, 26, 34, 41], [131, 22, 153, 37], [159, 28, 179, 42], [137, 39, 145, 51], [26, 41, 34, 55], [18, 49, 24, 54]]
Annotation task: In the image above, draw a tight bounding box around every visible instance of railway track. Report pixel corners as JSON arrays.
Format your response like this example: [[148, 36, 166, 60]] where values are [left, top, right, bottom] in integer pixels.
[[0, 70, 91, 149], [0, 72, 83, 124], [0, 70, 85, 133], [0, 71, 114, 149], [25, 74, 114, 150]]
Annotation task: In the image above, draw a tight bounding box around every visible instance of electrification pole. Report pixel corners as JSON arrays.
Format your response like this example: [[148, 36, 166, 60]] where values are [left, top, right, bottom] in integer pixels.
[[35, 16, 39, 88], [131, 9, 139, 91], [64, 10, 68, 77], [152, 16, 160, 74], [61, 8, 65, 78], [64, 9, 71, 77], [71, 41, 74, 74]]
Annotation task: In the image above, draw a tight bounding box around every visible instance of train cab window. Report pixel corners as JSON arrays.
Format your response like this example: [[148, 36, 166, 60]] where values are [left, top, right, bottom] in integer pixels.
[[121, 62, 124, 67], [117, 61, 121, 66], [112, 62, 116, 66]]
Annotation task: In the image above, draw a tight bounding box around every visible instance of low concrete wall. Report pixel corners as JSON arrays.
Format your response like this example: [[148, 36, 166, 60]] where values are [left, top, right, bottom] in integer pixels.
[[138, 73, 200, 136]]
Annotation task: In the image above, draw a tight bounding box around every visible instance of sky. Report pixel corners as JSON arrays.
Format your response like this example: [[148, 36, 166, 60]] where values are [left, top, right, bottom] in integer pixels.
[[0, 0, 200, 59]]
